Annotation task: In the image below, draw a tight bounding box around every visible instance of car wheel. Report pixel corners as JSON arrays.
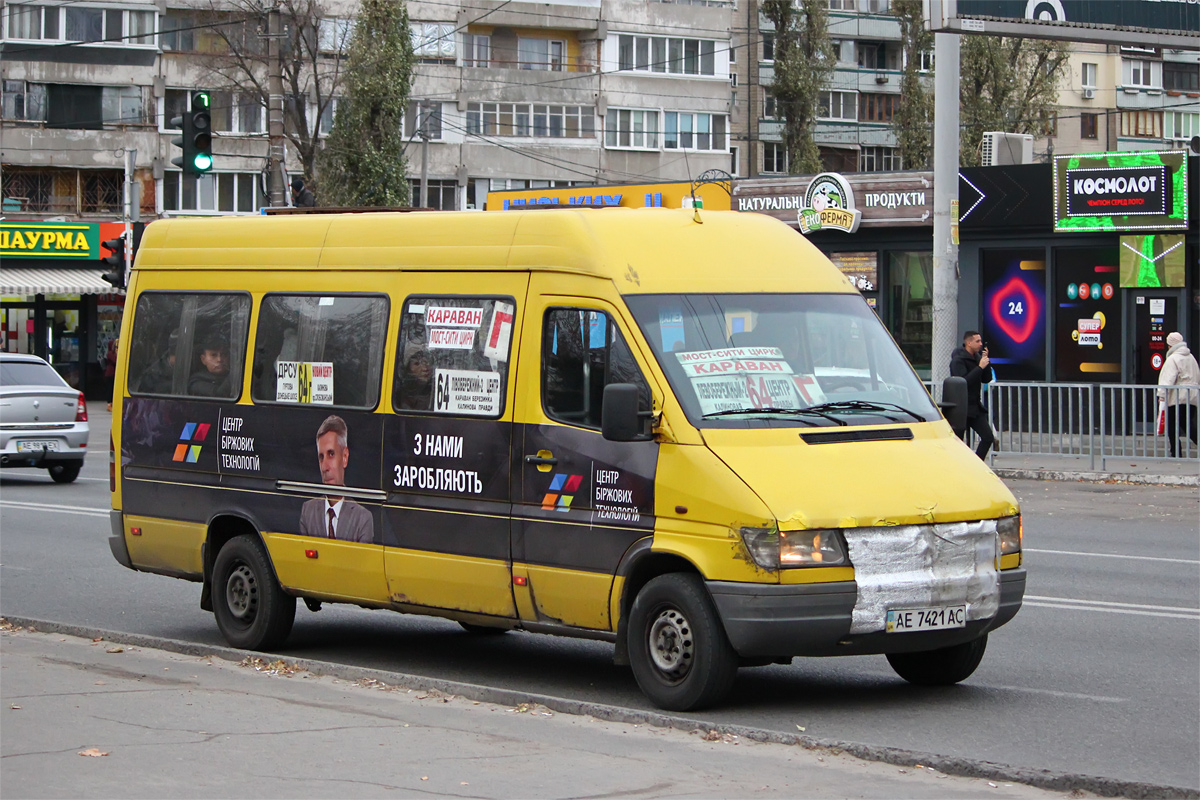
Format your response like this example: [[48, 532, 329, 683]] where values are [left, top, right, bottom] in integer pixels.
[[48, 461, 82, 484], [212, 535, 295, 651], [628, 573, 738, 711], [886, 634, 988, 686]]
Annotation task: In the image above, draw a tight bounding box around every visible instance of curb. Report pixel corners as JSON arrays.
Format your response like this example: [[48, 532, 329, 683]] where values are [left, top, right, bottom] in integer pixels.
[[3, 616, 1196, 800], [992, 467, 1199, 487]]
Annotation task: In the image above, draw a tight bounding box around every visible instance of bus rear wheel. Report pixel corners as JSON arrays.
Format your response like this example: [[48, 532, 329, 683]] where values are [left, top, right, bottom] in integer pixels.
[[886, 634, 988, 686], [212, 535, 295, 651]]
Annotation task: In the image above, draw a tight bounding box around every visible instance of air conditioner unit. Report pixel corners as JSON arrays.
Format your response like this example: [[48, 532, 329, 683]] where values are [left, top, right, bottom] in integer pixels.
[[1082, 87, 1095, 99], [981, 132, 1034, 166]]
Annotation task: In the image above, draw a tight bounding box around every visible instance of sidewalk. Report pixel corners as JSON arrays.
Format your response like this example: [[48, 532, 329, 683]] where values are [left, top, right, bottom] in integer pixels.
[[989, 451, 1200, 486], [0, 623, 1084, 800]]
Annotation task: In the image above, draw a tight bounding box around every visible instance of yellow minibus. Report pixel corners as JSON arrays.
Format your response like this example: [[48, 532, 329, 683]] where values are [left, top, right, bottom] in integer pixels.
[[109, 208, 1023, 710]]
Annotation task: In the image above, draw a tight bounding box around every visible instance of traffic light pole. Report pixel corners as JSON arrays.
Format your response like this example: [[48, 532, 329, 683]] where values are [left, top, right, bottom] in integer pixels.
[[267, 2, 286, 207], [123, 148, 135, 287], [930, 31, 960, 387]]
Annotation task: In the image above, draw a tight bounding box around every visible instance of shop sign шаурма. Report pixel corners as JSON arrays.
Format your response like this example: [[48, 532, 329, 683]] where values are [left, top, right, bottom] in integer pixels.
[[1, 222, 101, 259]]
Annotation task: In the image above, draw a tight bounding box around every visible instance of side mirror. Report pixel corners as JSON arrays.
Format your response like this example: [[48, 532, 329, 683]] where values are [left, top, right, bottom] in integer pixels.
[[602, 383, 652, 442], [940, 375, 968, 435]]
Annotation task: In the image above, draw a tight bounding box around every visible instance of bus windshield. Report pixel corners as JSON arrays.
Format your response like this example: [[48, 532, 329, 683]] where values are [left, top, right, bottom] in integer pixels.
[[623, 293, 939, 427]]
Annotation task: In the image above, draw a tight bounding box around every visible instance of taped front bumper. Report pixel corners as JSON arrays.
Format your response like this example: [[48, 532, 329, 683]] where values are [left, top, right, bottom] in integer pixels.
[[708, 567, 1026, 658]]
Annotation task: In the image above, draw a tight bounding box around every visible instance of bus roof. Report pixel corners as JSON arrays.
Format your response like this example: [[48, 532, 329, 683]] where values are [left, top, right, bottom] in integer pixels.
[[133, 207, 854, 296]]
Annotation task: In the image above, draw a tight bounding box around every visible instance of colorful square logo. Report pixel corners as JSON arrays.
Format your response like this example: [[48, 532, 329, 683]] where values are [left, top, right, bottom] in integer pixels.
[[172, 422, 211, 462], [542, 473, 583, 512]]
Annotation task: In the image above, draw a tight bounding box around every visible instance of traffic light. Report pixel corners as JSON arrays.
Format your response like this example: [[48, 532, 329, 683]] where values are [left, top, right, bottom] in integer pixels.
[[101, 234, 128, 290], [170, 90, 213, 175]]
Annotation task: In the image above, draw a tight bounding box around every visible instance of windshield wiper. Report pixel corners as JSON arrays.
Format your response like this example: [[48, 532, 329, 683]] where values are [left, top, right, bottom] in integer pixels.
[[804, 400, 927, 423], [702, 407, 846, 426]]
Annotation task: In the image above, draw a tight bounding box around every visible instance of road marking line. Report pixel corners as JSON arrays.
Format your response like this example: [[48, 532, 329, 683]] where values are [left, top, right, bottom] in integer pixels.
[[1026, 595, 1198, 613], [1025, 599, 1199, 620], [1025, 548, 1199, 565], [0, 501, 108, 518]]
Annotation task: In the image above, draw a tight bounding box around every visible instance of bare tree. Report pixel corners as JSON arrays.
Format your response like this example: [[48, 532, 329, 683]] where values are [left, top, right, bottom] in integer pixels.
[[892, 0, 932, 170], [761, 0, 834, 175], [960, 36, 1070, 166], [196, 0, 352, 184]]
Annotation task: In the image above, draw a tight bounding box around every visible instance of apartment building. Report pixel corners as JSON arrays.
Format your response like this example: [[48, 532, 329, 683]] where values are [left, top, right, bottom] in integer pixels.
[[1, 0, 735, 390], [733, 0, 916, 178]]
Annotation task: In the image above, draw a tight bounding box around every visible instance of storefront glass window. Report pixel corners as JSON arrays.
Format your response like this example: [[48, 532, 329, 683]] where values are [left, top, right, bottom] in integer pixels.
[[887, 251, 933, 379]]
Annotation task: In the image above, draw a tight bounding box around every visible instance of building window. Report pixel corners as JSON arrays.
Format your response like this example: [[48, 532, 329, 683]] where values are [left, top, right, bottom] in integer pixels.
[[409, 179, 458, 210], [411, 21, 455, 61], [1081, 62, 1097, 90], [1120, 110, 1163, 138], [858, 42, 884, 70], [235, 94, 264, 133], [2, 80, 47, 121], [762, 142, 787, 174], [163, 172, 263, 214], [859, 146, 902, 172], [405, 101, 442, 139], [518, 37, 565, 71], [864, 0, 891, 12], [827, 0, 856, 9], [318, 97, 340, 135], [663, 112, 726, 151], [604, 108, 660, 149], [1126, 58, 1157, 88], [617, 34, 719, 76], [819, 90, 858, 121], [1166, 111, 1199, 142], [859, 92, 897, 122], [463, 33, 490, 67], [6, 4, 155, 46], [317, 17, 354, 54], [762, 33, 774, 62], [763, 92, 778, 119], [467, 103, 595, 139], [1163, 62, 1199, 93], [918, 49, 934, 72], [1080, 112, 1098, 140]]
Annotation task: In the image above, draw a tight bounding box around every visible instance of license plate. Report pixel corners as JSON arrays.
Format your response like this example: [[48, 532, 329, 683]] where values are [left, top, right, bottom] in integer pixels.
[[16, 440, 59, 452], [886, 605, 966, 633]]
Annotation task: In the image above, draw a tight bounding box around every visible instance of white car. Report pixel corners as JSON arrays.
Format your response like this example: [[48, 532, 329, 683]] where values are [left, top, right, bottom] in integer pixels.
[[0, 353, 90, 483]]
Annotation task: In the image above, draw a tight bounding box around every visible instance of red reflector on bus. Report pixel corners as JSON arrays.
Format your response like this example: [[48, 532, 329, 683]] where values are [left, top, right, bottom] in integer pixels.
[[130, 527, 141, 536], [305, 549, 318, 559], [513, 576, 527, 586]]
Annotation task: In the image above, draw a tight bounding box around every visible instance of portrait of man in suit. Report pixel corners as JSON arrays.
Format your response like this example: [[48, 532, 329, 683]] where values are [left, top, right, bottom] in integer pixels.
[[299, 415, 374, 543]]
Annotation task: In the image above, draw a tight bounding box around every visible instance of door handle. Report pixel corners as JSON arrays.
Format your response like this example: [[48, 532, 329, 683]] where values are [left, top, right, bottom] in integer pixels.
[[524, 454, 558, 466]]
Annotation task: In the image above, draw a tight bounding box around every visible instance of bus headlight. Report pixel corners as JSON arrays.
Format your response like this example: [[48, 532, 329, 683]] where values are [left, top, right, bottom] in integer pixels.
[[998, 515, 1022, 555], [739, 527, 848, 569]]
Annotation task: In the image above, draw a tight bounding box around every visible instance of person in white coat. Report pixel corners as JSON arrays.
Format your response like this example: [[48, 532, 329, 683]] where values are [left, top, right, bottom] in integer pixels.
[[1157, 332, 1200, 458]]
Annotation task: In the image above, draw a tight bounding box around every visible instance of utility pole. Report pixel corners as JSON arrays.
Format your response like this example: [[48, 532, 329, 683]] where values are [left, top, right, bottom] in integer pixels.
[[267, 2, 286, 207], [123, 148, 136, 278], [419, 102, 430, 208], [930, 31, 960, 387]]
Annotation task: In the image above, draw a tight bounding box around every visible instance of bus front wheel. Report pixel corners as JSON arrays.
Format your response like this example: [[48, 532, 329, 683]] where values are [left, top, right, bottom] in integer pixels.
[[212, 535, 295, 651], [628, 573, 738, 711], [886, 634, 988, 686]]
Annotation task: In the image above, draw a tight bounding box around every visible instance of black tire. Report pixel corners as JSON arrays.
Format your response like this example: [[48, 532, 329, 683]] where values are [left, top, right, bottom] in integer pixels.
[[48, 461, 82, 484], [458, 621, 509, 635], [211, 535, 295, 650], [886, 634, 988, 686], [627, 573, 738, 711]]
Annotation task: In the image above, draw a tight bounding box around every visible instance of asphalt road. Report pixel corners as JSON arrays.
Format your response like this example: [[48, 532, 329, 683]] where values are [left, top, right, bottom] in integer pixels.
[[2, 408, 1197, 791]]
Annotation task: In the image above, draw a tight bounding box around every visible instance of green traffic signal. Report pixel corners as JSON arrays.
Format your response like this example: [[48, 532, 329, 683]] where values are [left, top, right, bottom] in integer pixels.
[[194, 154, 213, 171], [194, 92, 210, 109]]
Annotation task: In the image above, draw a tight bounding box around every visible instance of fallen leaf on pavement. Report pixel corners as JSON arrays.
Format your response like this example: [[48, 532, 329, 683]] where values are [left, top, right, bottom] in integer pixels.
[[796, 725, 806, 731], [105, 647, 124, 654], [10, 705, 21, 710], [78, 748, 109, 757]]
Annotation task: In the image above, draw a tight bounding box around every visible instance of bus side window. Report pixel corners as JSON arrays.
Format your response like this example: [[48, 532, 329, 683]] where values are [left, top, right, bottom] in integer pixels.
[[542, 308, 650, 429]]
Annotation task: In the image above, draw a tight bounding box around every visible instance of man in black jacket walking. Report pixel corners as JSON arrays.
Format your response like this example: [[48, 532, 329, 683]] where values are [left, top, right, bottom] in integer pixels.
[[950, 330, 994, 459]]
